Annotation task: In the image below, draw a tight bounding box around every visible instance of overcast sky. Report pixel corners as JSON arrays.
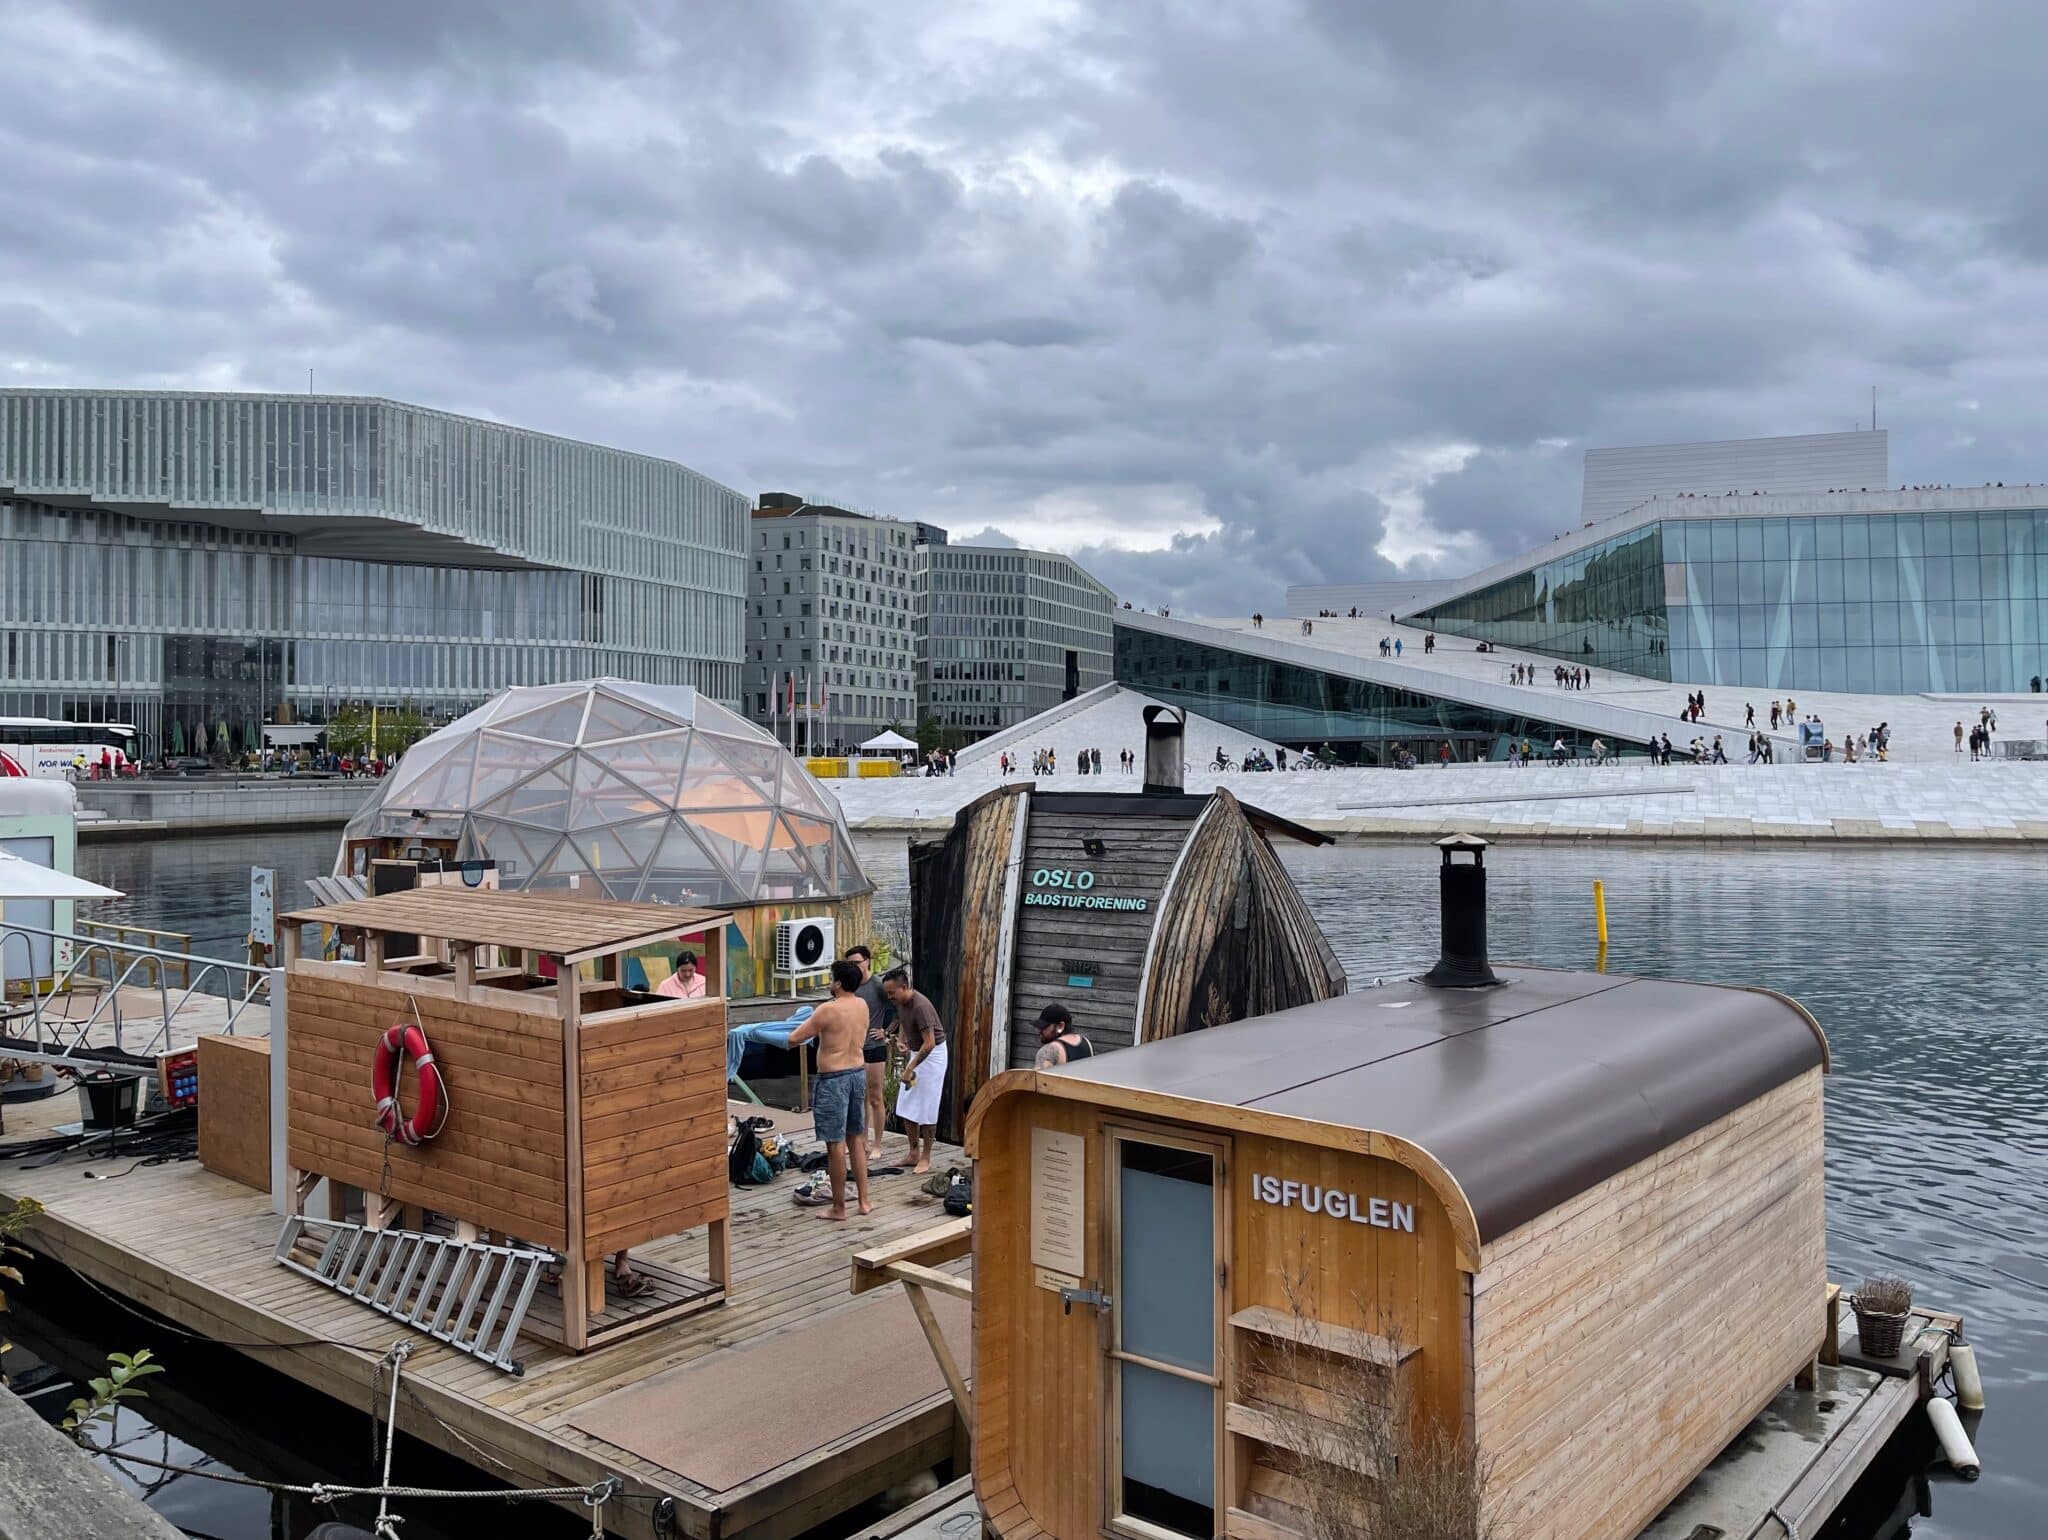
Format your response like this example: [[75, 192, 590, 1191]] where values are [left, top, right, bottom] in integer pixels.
[[6, 0, 2045, 614]]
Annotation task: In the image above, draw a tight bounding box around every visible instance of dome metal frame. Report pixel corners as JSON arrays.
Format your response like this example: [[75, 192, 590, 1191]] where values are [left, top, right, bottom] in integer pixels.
[[341, 679, 869, 909]]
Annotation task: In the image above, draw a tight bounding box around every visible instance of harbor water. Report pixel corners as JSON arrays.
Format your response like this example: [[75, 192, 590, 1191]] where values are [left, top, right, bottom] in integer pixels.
[[49, 828, 2048, 1538]]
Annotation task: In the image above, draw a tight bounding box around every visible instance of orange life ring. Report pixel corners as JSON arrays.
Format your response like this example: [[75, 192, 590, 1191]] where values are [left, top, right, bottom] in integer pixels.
[[372, 1021, 447, 1145]]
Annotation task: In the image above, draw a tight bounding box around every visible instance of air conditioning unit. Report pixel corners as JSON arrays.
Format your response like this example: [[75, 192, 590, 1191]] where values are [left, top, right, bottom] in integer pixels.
[[775, 917, 836, 977]]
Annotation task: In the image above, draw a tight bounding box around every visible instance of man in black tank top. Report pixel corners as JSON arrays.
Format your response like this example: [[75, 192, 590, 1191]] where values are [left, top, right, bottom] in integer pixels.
[[1032, 1003, 1095, 1068]]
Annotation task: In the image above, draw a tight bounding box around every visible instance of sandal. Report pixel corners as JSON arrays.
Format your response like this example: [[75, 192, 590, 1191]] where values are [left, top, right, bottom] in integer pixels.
[[611, 1268, 651, 1299]]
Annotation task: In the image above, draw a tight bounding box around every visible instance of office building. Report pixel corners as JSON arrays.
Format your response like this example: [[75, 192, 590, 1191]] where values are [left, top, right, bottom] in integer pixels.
[[1410, 484, 2048, 694], [0, 389, 748, 757], [745, 498, 923, 748], [915, 543, 1115, 738]]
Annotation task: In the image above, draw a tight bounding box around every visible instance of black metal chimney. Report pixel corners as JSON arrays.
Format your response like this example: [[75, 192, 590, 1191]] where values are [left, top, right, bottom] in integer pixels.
[[1421, 833, 1503, 988], [1141, 703, 1185, 794]]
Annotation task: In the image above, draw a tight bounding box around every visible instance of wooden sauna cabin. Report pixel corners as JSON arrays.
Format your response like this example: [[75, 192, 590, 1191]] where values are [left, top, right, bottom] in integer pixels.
[[964, 838, 1832, 1540], [277, 887, 733, 1353], [911, 707, 1346, 1141]]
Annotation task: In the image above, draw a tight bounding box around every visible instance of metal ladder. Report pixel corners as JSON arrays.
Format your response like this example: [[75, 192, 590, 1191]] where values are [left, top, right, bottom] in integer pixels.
[[273, 1216, 552, 1375]]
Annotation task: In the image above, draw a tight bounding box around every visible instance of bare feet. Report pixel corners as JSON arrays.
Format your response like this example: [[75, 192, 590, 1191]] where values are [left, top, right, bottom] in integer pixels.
[[913, 1159, 931, 1175], [858, 1200, 875, 1216], [818, 1207, 850, 1222]]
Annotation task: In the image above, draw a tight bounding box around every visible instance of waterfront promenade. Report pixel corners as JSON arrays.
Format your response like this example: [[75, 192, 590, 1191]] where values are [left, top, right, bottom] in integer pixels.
[[833, 759, 2048, 842]]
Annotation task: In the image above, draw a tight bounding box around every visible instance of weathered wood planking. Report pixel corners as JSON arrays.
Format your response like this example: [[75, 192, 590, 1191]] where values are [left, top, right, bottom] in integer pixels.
[[909, 785, 1024, 1138], [1470, 1067, 1827, 1540], [0, 1117, 970, 1540], [1005, 799, 1196, 1068], [1137, 790, 1346, 1045]]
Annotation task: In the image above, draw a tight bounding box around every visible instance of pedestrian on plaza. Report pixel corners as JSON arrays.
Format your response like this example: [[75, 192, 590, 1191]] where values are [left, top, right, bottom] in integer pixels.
[[1277, 747, 1288, 771], [1955, 721, 1965, 756], [883, 968, 947, 1175], [1770, 700, 1781, 730], [1392, 637, 1400, 656], [1711, 736, 1727, 764], [787, 962, 873, 1222], [1745, 703, 1755, 728], [1438, 742, 1451, 767]]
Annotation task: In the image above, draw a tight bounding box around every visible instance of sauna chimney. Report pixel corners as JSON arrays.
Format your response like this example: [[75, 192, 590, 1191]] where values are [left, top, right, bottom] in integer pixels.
[[1421, 833, 1503, 988], [1142, 703, 1186, 793]]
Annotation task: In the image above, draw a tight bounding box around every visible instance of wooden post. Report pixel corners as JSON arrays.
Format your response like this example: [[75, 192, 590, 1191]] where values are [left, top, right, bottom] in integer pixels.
[[708, 1216, 731, 1292], [453, 945, 476, 999], [362, 929, 385, 985], [902, 1281, 974, 1438], [558, 963, 588, 1351]]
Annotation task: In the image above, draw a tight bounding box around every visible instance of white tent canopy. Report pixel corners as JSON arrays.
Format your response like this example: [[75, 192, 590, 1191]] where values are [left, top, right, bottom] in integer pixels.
[[859, 730, 919, 753], [0, 850, 123, 900]]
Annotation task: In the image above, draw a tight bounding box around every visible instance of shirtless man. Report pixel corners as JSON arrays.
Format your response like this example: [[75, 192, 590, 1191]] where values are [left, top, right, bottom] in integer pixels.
[[789, 959, 873, 1221]]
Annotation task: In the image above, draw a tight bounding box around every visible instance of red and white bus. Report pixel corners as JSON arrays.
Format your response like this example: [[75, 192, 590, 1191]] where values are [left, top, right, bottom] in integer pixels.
[[0, 719, 139, 780]]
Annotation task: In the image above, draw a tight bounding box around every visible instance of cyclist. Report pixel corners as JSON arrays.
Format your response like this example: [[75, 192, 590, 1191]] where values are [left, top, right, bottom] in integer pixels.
[[1589, 737, 1609, 765]]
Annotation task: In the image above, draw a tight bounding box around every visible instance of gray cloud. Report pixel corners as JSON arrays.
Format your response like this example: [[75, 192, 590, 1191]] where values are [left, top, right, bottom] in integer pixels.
[[5, 0, 2047, 616]]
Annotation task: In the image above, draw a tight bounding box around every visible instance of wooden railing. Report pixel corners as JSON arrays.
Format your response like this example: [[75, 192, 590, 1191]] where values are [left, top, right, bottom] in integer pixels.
[[75, 920, 193, 989], [850, 1218, 975, 1433]]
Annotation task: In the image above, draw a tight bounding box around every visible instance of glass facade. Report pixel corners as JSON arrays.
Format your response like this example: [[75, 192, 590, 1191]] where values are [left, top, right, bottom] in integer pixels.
[[1412, 506, 2048, 695], [915, 545, 1114, 738], [0, 390, 749, 756], [1114, 624, 1643, 762]]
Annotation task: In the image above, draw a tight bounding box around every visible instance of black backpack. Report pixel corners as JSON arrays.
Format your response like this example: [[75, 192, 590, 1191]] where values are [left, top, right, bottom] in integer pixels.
[[728, 1120, 762, 1184], [943, 1169, 972, 1218]]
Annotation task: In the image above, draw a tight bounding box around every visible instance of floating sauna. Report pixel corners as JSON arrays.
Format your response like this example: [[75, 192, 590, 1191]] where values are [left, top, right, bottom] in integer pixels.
[[335, 679, 874, 1001], [911, 706, 1345, 1139], [965, 837, 1831, 1540], [277, 886, 733, 1352]]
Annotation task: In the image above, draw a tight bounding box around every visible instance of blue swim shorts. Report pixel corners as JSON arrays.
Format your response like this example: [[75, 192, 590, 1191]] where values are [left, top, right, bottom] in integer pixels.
[[811, 1065, 867, 1144]]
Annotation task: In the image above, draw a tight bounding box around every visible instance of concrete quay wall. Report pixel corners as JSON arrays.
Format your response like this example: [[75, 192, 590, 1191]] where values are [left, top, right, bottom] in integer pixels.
[[76, 779, 373, 838]]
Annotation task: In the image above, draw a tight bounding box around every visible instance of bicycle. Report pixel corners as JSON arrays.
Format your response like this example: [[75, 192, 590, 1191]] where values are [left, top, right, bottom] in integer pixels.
[[1210, 753, 1237, 773]]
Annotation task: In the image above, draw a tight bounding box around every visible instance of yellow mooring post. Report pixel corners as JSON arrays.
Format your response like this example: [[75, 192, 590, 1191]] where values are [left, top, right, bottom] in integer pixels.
[[1593, 878, 1610, 954]]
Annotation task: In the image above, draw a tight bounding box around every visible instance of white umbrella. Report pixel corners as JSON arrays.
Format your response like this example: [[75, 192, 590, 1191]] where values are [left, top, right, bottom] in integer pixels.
[[859, 729, 919, 752], [0, 850, 124, 901]]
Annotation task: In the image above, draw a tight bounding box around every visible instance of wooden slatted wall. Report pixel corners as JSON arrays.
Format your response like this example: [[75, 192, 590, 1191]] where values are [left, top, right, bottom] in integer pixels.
[[285, 970, 570, 1248], [1470, 1067, 1827, 1540], [578, 998, 730, 1261]]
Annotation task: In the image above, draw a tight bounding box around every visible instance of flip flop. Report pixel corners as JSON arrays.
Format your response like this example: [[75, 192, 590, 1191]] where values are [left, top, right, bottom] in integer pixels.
[[612, 1269, 651, 1299]]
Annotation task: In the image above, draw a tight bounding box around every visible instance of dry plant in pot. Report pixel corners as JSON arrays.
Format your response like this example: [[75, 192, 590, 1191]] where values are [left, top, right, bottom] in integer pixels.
[[1850, 1274, 1914, 1359]]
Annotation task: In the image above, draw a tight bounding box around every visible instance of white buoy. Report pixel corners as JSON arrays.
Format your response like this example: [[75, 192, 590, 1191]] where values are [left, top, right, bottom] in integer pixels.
[[1950, 1331, 1986, 1411], [1927, 1397, 1980, 1480]]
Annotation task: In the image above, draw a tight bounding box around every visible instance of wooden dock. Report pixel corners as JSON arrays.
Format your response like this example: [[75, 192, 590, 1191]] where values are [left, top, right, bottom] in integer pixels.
[[1, 1102, 971, 1540]]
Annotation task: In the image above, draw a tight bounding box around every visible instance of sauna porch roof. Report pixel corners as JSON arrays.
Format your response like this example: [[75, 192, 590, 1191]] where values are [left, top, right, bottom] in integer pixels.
[[284, 888, 732, 964], [1037, 966, 1828, 1241]]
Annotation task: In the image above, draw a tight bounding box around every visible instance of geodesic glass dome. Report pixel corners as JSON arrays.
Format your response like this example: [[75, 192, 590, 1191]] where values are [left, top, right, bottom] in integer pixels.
[[339, 680, 868, 908]]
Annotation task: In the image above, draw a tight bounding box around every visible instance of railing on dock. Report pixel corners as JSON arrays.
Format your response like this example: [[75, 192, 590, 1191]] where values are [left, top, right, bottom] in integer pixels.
[[74, 918, 195, 990], [0, 919, 275, 1069]]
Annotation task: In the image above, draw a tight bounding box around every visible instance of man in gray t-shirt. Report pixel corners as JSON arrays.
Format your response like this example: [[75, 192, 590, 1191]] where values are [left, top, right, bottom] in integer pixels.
[[845, 944, 894, 1158]]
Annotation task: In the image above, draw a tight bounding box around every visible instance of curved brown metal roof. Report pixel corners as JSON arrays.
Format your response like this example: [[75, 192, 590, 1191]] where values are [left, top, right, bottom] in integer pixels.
[[1033, 965, 1827, 1243]]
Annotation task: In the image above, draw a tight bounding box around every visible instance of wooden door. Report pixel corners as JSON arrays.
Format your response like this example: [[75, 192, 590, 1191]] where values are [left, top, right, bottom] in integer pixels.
[[1104, 1123, 1230, 1540]]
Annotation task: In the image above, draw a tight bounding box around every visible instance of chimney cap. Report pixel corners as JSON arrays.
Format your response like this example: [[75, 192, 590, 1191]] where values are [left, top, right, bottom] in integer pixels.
[[1435, 832, 1489, 849]]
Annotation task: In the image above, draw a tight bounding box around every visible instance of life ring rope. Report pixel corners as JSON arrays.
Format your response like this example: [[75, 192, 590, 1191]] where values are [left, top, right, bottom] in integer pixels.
[[372, 997, 449, 1146]]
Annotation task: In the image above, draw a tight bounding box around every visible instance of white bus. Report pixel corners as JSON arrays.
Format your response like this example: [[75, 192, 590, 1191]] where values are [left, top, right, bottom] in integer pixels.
[[0, 718, 139, 780]]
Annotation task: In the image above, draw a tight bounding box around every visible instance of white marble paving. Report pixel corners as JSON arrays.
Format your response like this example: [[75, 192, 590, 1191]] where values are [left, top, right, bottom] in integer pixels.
[[832, 757, 2048, 841]]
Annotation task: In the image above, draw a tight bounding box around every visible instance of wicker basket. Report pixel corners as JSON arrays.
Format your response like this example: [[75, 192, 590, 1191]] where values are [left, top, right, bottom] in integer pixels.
[[1851, 1299, 1911, 1359]]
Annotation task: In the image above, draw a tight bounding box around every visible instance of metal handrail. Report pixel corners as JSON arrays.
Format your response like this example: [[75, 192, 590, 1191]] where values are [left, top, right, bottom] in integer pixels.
[[0, 919, 275, 1069]]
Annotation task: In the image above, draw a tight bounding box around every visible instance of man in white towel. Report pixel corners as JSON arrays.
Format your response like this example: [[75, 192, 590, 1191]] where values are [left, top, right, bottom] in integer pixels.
[[882, 969, 947, 1174]]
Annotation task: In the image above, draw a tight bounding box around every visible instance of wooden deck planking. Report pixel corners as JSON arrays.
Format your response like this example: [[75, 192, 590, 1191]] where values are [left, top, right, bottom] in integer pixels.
[[1, 1130, 969, 1540]]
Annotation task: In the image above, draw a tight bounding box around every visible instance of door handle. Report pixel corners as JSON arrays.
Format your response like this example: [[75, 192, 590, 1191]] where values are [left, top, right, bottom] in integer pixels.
[[1060, 1285, 1112, 1316]]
